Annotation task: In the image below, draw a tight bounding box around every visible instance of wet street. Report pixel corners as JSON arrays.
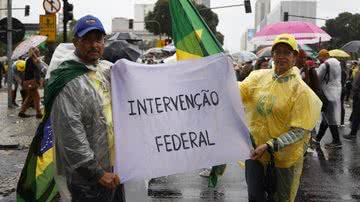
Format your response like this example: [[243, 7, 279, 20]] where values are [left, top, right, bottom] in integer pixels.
[[0, 88, 359, 202]]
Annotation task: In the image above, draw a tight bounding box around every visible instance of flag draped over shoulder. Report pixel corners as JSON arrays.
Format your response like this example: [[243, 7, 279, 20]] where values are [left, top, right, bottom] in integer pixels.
[[16, 61, 88, 202], [169, 0, 226, 188]]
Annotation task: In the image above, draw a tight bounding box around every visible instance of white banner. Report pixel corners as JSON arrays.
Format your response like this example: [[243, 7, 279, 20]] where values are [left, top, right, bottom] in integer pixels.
[[111, 53, 251, 183]]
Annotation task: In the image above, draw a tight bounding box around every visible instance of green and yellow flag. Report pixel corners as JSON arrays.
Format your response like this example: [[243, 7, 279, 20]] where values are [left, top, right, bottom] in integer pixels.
[[169, 0, 223, 61], [169, 0, 226, 188], [16, 61, 89, 202]]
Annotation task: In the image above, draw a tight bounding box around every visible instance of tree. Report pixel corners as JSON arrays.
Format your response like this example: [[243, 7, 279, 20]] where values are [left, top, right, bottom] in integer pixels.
[[322, 12, 360, 49], [145, 0, 224, 44], [145, 0, 172, 37]]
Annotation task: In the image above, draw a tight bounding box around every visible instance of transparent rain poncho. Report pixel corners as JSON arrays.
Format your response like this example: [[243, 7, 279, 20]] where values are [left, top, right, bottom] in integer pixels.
[[317, 58, 342, 125], [50, 58, 114, 202], [239, 66, 322, 201]]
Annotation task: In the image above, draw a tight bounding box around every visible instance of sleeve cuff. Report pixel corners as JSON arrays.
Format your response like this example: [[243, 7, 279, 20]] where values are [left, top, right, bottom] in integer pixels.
[[266, 140, 274, 151]]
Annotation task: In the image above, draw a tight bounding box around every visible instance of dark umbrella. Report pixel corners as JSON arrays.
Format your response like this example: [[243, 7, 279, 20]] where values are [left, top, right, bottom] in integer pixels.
[[106, 32, 141, 42], [103, 40, 140, 63], [341, 41, 360, 54]]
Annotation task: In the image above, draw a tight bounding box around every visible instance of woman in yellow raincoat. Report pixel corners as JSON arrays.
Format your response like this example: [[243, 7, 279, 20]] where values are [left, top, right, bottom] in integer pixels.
[[239, 34, 322, 202]]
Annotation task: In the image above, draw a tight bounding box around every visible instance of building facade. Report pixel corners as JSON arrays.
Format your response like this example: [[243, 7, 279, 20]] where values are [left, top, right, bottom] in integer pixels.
[[254, 0, 271, 29], [134, 4, 155, 31], [112, 17, 130, 33], [240, 0, 317, 51], [256, 0, 317, 31]]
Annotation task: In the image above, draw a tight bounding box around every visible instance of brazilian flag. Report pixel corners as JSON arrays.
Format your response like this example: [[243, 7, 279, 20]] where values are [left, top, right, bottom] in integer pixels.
[[16, 61, 89, 202], [169, 0, 226, 188]]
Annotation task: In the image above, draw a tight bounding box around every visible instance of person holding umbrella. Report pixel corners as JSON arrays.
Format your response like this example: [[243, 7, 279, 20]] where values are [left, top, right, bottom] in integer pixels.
[[18, 47, 43, 118], [239, 34, 321, 202]]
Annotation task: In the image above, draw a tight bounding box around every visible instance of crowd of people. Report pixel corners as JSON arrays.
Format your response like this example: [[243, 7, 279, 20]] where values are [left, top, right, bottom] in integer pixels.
[[231, 34, 360, 201], [5, 14, 359, 202]]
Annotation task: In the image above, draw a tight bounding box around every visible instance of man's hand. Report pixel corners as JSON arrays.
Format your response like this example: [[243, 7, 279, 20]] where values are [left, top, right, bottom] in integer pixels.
[[98, 172, 120, 190], [29, 47, 41, 64], [250, 144, 269, 160]]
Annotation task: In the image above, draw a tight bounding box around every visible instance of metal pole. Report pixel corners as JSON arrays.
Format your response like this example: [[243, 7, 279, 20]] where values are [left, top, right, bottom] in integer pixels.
[[63, 0, 67, 42], [6, 0, 13, 108], [288, 14, 328, 21], [199, 4, 244, 11]]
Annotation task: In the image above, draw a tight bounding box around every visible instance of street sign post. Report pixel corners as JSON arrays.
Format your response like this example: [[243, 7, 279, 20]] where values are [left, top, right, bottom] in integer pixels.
[[39, 14, 57, 42], [43, 0, 61, 14]]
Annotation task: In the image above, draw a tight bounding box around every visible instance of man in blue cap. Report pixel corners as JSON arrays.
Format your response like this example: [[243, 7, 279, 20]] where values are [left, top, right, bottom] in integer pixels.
[[49, 15, 125, 201]]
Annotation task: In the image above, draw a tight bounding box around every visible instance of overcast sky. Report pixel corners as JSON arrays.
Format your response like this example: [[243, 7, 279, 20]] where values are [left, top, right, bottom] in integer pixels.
[[10, 0, 360, 52]]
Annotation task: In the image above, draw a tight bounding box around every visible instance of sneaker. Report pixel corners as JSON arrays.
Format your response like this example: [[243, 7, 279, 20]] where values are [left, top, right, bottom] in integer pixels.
[[343, 134, 356, 140], [324, 142, 342, 149], [18, 112, 31, 118], [199, 168, 211, 177]]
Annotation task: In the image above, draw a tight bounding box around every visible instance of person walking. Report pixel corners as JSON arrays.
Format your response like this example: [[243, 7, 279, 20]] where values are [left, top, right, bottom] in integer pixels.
[[239, 34, 321, 202], [314, 49, 342, 148], [50, 15, 125, 202], [18, 48, 42, 118], [343, 70, 360, 140]]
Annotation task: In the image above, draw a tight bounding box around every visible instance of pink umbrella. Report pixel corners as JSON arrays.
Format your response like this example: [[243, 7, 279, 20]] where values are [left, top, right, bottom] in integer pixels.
[[250, 21, 331, 45]]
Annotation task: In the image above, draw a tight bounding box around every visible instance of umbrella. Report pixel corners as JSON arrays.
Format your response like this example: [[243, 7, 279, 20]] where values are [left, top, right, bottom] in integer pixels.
[[103, 40, 140, 63], [232, 51, 258, 63], [107, 32, 141, 42], [256, 46, 317, 59], [329, 49, 350, 58], [11, 35, 47, 60], [256, 46, 272, 58], [341, 41, 360, 54], [162, 43, 176, 53], [250, 21, 331, 45], [144, 47, 163, 55]]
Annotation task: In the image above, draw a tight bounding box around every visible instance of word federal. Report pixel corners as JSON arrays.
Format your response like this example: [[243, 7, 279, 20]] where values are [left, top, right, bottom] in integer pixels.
[[128, 90, 219, 116], [155, 129, 216, 153]]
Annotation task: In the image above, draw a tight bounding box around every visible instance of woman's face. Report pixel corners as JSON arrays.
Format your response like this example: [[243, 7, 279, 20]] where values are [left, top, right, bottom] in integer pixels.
[[260, 61, 269, 69], [272, 43, 296, 75]]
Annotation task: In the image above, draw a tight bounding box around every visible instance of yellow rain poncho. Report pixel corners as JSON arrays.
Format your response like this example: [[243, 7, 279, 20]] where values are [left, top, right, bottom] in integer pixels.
[[239, 66, 322, 201]]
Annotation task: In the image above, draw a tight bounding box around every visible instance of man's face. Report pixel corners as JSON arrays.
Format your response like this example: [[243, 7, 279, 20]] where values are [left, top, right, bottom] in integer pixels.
[[272, 43, 296, 74], [318, 55, 327, 63], [73, 30, 105, 65]]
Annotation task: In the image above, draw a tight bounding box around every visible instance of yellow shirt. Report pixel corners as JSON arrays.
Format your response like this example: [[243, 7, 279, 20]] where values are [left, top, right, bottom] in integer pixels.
[[88, 69, 115, 166], [239, 67, 321, 168]]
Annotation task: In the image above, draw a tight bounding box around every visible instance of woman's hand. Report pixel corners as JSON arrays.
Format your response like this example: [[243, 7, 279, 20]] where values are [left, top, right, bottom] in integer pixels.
[[250, 144, 269, 160]]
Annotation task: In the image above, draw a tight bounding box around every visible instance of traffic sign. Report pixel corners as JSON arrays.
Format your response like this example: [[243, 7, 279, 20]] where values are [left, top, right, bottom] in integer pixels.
[[43, 0, 61, 14], [39, 14, 57, 42], [0, 18, 25, 44]]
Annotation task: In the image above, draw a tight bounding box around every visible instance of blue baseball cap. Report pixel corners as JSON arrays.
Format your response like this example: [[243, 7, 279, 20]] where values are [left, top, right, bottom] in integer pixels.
[[73, 15, 106, 38]]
